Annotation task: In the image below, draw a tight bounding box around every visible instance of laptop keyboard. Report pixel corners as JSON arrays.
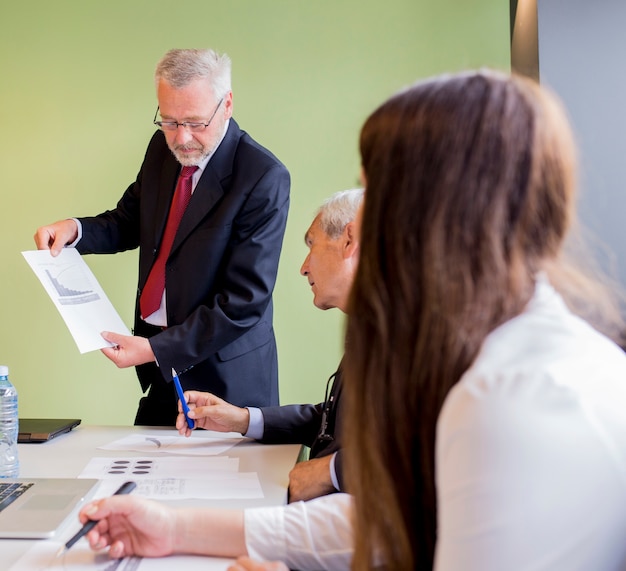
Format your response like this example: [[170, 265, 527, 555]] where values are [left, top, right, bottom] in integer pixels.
[[0, 482, 34, 512]]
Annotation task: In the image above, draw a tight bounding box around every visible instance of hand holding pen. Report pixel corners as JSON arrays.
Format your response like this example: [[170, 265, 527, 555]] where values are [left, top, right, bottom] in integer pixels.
[[72, 487, 178, 560], [56, 481, 137, 557], [172, 368, 195, 430]]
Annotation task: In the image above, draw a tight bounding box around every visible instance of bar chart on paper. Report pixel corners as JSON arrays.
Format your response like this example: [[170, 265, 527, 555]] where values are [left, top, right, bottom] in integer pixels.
[[44, 265, 100, 305]]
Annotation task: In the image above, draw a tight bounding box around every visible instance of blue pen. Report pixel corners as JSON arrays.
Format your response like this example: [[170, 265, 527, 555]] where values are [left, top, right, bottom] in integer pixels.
[[172, 368, 195, 430]]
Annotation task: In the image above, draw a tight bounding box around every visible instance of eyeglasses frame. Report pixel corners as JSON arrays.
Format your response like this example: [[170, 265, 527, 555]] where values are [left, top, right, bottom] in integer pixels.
[[153, 97, 224, 132]]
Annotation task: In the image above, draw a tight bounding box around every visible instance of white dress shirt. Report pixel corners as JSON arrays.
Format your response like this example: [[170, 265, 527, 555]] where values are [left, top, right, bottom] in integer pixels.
[[245, 493, 354, 570]]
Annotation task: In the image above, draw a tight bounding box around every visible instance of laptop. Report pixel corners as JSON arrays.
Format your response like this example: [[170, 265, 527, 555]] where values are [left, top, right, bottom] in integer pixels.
[[0, 478, 99, 538], [18, 418, 81, 443]]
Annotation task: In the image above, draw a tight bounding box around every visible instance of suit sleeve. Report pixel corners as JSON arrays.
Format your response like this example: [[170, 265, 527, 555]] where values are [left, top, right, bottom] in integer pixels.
[[259, 403, 325, 447], [75, 184, 141, 254]]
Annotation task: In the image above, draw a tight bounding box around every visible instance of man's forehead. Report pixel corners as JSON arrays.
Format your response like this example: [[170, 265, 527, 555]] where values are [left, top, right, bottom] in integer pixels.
[[303, 215, 323, 243]]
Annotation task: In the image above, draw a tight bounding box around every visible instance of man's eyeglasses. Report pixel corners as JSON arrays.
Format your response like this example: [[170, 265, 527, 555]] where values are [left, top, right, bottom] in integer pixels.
[[153, 98, 223, 133]]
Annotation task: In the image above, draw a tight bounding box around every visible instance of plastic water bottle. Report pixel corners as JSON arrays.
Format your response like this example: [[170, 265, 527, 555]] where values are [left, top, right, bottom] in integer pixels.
[[0, 365, 19, 477]]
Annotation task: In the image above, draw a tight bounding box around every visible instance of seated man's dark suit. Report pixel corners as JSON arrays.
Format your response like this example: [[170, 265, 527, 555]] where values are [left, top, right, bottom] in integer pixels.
[[258, 365, 345, 490], [76, 119, 290, 426]]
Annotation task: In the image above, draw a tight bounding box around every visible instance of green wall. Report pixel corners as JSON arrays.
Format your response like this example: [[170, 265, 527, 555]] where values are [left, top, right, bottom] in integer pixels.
[[0, 1, 510, 425]]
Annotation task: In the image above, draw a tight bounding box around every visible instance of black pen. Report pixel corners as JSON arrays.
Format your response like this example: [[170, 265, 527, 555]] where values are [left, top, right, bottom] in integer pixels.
[[55, 481, 137, 557]]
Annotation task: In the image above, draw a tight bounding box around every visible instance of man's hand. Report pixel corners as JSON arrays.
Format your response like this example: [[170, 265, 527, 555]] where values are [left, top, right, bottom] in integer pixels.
[[288, 455, 336, 502], [34, 219, 79, 256], [100, 332, 155, 368], [176, 391, 250, 437]]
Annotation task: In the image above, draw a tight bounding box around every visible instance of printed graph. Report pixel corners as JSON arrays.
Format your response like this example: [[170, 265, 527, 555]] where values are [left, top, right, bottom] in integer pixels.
[[44, 266, 100, 305]]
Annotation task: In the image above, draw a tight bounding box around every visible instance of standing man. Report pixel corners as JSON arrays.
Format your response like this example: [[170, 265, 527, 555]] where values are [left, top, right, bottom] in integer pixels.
[[176, 189, 363, 501], [34, 49, 290, 426]]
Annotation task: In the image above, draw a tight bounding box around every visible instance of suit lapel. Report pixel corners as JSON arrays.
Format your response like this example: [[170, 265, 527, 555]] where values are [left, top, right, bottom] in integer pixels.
[[153, 156, 180, 246], [171, 120, 241, 254]]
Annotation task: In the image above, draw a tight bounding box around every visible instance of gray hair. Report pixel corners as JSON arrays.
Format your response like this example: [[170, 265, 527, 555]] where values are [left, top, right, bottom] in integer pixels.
[[316, 188, 364, 239], [154, 49, 232, 99]]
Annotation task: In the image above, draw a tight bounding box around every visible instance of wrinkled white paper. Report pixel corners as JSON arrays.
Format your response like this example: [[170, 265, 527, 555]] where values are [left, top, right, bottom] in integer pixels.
[[22, 249, 131, 353], [98, 433, 243, 456]]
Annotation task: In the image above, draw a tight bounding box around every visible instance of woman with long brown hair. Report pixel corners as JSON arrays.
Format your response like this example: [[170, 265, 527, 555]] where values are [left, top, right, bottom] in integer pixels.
[[345, 70, 626, 570]]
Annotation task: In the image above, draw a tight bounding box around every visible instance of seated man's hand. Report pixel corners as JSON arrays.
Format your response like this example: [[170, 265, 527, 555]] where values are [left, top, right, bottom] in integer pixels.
[[288, 455, 336, 502], [176, 391, 250, 437]]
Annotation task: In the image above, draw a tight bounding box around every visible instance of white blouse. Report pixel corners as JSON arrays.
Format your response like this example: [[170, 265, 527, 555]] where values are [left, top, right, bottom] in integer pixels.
[[245, 493, 353, 570], [435, 277, 626, 570]]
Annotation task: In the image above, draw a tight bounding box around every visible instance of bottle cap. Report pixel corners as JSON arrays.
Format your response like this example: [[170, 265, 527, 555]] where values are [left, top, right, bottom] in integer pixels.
[[0, 366, 8, 376]]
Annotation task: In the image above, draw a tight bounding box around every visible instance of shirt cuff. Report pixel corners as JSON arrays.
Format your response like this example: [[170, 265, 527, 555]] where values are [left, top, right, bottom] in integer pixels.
[[67, 218, 82, 247], [244, 407, 264, 439], [329, 452, 340, 491]]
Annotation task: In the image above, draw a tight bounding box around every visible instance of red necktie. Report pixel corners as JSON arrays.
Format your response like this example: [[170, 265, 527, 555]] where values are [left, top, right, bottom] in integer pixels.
[[140, 165, 199, 319]]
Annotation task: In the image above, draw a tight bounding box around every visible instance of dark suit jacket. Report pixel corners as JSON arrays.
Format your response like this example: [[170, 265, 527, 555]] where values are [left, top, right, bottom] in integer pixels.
[[77, 119, 290, 424], [259, 366, 345, 490]]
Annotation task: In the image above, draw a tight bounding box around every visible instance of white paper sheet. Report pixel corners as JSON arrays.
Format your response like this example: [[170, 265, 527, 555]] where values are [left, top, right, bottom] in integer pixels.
[[97, 433, 243, 456], [9, 539, 234, 571], [22, 249, 131, 353], [78, 457, 263, 500], [93, 473, 263, 500], [79, 456, 238, 480]]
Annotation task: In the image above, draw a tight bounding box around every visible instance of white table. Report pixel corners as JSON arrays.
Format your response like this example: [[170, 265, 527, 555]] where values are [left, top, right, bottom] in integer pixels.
[[3, 424, 301, 568]]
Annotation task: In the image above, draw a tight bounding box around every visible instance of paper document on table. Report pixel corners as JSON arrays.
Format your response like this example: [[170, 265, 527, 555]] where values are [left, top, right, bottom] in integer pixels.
[[9, 539, 234, 570], [22, 248, 131, 353], [94, 473, 263, 500], [79, 456, 239, 479], [79, 456, 263, 499], [98, 432, 244, 456]]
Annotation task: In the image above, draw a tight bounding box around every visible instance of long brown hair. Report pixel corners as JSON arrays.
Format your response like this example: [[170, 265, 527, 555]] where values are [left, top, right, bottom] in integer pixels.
[[344, 71, 608, 569]]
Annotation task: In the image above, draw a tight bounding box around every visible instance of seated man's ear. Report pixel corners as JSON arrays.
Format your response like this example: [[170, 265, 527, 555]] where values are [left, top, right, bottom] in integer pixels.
[[343, 221, 359, 258]]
